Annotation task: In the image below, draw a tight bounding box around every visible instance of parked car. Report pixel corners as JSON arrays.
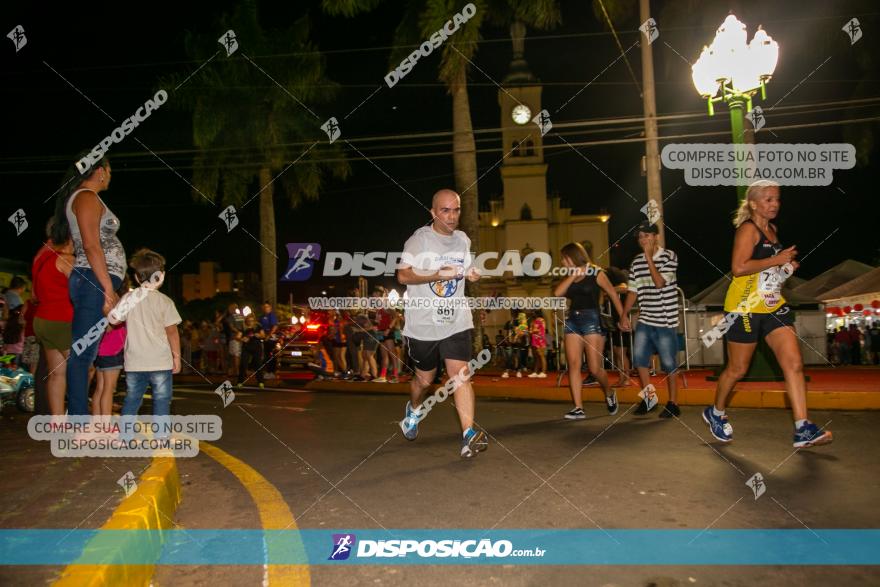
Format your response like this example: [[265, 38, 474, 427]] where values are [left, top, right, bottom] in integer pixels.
[[277, 311, 329, 370]]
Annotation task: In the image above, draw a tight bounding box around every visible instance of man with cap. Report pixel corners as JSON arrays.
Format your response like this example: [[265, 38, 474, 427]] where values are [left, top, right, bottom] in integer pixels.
[[619, 222, 681, 417]]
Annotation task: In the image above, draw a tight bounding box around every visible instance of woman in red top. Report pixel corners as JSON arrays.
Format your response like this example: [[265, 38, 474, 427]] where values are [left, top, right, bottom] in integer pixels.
[[32, 230, 75, 415]]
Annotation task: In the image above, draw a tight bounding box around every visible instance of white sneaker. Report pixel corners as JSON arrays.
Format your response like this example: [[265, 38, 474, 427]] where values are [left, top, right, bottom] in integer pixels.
[[636, 384, 659, 413], [516, 371, 523, 378], [537, 372, 547, 378], [501, 371, 509, 378], [528, 372, 538, 378]]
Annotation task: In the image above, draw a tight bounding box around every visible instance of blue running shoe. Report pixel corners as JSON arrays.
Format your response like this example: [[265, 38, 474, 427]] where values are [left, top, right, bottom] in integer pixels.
[[793, 421, 833, 448], [399, 401, 422, 441], [461, 428, 488, 458], [702, 406, 733, 443]]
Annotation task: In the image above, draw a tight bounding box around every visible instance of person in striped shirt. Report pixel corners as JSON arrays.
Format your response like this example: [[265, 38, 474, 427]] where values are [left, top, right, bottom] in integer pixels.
[[620, 222, 681, 417]]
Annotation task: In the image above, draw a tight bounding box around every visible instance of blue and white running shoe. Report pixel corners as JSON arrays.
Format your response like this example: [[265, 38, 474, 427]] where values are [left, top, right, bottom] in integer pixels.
[[702, 406, 733, 443], [793, 421, 833, 448], [400, 401, 422, 441], [461, 427, 488, 458]]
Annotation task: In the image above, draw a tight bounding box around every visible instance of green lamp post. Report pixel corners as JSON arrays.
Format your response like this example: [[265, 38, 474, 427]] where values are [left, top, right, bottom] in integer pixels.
[[691, 15, 779, 202], [692, 15, 789, 382]]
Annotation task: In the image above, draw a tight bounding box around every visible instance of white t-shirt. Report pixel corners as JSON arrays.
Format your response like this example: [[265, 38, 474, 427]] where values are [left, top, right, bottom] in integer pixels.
[[122, 289, 182, 372], [400, 226, 473, 341]]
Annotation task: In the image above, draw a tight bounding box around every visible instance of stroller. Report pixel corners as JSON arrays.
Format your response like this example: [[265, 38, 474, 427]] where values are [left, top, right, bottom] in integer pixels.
[[0, 354, 35, 412]]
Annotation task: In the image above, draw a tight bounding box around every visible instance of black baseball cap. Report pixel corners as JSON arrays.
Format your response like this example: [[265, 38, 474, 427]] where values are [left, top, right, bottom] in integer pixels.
[[636, 221, 659, 235]]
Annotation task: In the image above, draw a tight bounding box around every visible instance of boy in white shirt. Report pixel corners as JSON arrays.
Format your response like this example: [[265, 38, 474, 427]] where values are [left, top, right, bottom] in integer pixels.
[[115, 249, 182, 420]]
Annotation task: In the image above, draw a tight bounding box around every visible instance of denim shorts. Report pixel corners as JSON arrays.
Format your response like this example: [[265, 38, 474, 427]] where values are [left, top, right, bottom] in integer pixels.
[[633, 323, 679, 373], [95, 350, 124, 371], [564, 309, 605, 337]]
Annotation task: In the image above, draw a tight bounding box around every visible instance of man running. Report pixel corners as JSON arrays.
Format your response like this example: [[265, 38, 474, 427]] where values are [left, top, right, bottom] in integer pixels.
[[397, 189, 486, 458], [620, 221, 681, 417]]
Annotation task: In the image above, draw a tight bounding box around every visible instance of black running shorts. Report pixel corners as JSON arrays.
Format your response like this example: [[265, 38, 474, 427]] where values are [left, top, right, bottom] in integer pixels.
[[725, 304, 795, 344], [405, 329, 473, 373]]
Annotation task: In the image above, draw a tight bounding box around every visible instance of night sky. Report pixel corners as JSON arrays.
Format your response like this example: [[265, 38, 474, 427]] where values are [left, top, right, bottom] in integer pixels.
[[3, 0, 879, 301]]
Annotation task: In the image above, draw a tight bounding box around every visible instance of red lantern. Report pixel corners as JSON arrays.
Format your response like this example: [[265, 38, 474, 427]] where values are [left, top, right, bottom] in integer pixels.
[[855, 304, 864, 312], [844, 306, 852, 314], [872, 300, 880, 309]]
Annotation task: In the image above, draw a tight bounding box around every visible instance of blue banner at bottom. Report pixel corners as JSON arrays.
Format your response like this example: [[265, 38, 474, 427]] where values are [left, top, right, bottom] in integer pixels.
[[1, 530, 879, 565]]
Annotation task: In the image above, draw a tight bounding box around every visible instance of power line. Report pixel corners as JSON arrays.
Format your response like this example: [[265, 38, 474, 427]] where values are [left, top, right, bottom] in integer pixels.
[[3, 96, 877, 166], [4, 114, 877, 174]]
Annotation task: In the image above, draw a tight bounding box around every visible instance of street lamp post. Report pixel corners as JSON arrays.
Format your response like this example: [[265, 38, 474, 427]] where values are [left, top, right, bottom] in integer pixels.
[[691, 15, 779, 202], [693, 16, 787, 382]]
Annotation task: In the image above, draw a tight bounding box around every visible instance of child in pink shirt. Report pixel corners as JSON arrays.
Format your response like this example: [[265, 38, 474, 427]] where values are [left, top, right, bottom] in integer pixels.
[[529, 313, 548, 378], [93, 322, 126, 416]]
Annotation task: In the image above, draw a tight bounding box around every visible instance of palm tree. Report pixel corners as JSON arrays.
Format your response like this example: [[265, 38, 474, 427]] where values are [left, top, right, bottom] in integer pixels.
[[168, 1, 349, 304], [324, 0, 560, 347], [326, 0, 559, 245]]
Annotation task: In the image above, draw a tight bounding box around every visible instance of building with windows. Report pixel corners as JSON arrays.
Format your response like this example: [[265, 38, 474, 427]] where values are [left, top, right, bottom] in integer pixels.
[[178, 262, 258, 302]]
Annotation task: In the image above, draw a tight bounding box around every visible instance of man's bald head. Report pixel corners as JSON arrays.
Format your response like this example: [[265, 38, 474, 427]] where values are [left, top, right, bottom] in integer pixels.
[[430, 189, 461, 235], [432, 189, 460, 209]]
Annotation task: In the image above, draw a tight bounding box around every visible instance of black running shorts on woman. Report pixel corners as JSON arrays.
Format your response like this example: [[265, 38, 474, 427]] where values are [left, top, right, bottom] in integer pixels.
[[725, 304, 795, 344]]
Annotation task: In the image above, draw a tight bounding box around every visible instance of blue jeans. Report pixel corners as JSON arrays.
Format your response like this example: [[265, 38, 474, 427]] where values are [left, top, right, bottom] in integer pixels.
[[633, 323, 679, 373], [122, 370, 173, 417], [66, 269, 121, 415], [495, 346, 514, 369]]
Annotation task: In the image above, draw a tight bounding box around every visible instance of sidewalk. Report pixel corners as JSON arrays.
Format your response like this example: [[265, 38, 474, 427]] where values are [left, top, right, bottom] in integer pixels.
[[302, 366, 880, 410]]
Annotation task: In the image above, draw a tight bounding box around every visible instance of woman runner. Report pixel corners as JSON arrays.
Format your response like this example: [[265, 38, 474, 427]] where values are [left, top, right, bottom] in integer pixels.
[[703, 180, 833, 448]]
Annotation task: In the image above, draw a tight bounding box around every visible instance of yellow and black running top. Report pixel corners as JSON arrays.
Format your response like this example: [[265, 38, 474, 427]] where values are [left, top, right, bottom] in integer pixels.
[[723, 220, 787, 314]]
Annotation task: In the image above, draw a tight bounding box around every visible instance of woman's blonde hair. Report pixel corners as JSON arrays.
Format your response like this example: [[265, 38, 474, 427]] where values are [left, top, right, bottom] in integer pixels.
[[733, 180, 779, 228], [560, 242, 591, 267]]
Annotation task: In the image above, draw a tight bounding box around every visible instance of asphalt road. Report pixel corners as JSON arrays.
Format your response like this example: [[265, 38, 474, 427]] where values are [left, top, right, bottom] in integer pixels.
[[149, 385, 880, 586]]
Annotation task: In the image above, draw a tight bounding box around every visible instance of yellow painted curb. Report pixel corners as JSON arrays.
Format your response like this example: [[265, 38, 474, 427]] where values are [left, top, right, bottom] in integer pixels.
[[199, 442, 310, 586], [53, 453, 181, 587], [305, 380, 880, 410]]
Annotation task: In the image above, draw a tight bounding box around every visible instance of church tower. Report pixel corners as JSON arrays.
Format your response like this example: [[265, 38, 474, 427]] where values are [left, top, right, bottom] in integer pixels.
[[478, 22, 611, 337], [496, 21, 549, 259]]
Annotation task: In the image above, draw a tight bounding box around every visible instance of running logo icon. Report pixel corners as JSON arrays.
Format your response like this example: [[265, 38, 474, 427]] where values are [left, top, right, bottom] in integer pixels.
[[219, 205, 239, 232], [219, 30, 239, 56], [532, 110, 552, 136], [283, 243, 321, 281], [118, 471, 138, 497], [430, 278, 459, 297], [321, 117, 341, 143], [746, 472, 766, 500], [842, 18, 862, 45], [215, 380, 235, 408], [7, 25, 26, 52], [640, 200, 661, 225], [328, 533, 356, 560], [639, 18, 659, 44], [8, 209, 27, 236], [746, 106, 765, 131]]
